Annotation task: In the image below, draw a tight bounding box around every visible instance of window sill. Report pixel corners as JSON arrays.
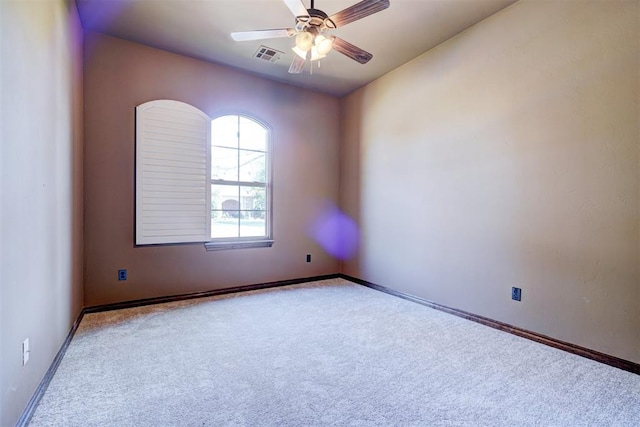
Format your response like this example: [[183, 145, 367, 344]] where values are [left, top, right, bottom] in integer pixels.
[[204, 240, 274, 251]]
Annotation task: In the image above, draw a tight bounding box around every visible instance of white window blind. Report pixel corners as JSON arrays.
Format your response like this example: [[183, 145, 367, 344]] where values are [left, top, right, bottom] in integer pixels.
[[135, 100, 211, 245]]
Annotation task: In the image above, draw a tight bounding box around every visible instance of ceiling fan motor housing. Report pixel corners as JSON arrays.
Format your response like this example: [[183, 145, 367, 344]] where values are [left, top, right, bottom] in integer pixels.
[[308, 8, 328, 19], [297, 8, 336, 31]]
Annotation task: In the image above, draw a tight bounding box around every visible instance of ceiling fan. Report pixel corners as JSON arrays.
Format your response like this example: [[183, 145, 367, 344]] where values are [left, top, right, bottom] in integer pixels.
[[231, 0, 390, 74]]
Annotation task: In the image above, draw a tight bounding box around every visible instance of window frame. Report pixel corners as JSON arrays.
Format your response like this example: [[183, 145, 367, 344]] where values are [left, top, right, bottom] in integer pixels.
[[205, 113, 274, 251]]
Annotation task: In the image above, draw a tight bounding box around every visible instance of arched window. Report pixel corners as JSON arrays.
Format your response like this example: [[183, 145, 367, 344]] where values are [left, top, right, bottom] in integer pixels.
[[135, 101, 272, 249], [210, 115, 271, 245]]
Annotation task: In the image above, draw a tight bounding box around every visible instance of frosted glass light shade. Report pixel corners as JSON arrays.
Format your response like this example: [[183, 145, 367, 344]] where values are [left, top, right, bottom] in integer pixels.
[[295, 32, 313, 51], [314, 35, 333, 56], [292, 46, 308, 60], [310, 46, 326, 61]]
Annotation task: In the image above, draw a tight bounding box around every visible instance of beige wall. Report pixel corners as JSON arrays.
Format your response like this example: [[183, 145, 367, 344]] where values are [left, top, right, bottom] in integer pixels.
[[2, 2, 637, 422], [340, 0, 639, 363], [0, 0, 84, 425], [83, 33, 341, 306]]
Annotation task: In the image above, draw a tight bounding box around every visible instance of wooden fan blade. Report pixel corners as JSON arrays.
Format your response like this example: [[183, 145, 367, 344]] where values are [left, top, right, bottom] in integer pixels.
[[288, 54, 306, 74], [329, 0, 389, 28], [283, 0, 309, 17], [231, 28, 295, 42], [332, 37, 373, 64]]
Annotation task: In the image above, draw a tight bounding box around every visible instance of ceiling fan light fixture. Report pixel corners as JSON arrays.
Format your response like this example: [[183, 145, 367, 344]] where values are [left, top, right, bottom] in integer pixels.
[[293, 43, 327, 63], [314, 34, 333, 56], [310, 46, 326, 61], [295, 31, 314, 51], [292, 46, 308, 60]]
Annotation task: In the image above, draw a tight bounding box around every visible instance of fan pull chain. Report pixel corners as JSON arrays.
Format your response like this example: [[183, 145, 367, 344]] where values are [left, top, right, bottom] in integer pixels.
[[309, 60, 321, 75]]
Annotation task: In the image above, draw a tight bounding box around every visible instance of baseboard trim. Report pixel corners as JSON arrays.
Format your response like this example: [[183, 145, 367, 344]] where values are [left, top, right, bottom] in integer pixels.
[[341, 274, 640, 376], [84, 274, 341, 313], [16, 309, 86, 427]]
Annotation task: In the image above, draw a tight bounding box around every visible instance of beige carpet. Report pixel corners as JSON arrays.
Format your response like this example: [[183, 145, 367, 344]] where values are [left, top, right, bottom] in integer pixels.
[[29, 278, 640, 426]]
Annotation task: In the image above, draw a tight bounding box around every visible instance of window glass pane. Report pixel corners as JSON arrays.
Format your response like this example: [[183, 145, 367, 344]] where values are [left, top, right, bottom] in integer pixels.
[[210, 115, 271, 243], [211, 147, 238, 180], [239, 151, 266, 183], [239, 117, 267, 151], [211, 184, 240, 239], [212, 116, 238, 148], [212, 184, 239, 211], [211, 211, 239, 238], [240, 214, 266, 237], [240, 186, 266, 211]]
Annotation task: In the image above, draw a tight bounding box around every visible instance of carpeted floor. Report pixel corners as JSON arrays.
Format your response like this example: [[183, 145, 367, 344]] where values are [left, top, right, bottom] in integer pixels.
[[29, 278, 640, 426]]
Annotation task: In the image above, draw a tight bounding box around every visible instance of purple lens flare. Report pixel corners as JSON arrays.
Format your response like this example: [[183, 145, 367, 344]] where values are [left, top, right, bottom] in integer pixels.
[[309, 204, 359, 260]]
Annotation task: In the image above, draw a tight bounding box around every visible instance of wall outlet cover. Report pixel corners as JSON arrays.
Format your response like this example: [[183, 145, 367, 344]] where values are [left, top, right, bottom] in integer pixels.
[[512, 287, 522, 301], [23, 338, 30, 366]]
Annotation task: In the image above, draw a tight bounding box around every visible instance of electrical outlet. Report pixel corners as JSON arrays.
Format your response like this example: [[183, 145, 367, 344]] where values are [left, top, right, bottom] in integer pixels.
[[512, 287, 522, 302], [306, 254, 311, 263], [23, 338, 30, 366], [118, 269, 127, 281]]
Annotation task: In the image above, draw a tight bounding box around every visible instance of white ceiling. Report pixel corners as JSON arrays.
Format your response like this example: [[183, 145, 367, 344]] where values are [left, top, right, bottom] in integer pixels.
[[76, 0, 517, 97]]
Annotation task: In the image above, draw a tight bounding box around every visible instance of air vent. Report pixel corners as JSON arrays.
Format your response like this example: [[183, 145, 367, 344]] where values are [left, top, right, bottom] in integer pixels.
[[254, 46, 283, 63]]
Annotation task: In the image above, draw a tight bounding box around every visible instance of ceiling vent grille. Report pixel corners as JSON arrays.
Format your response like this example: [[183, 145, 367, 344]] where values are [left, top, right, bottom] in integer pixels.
[[254, 46, 283, 63]]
